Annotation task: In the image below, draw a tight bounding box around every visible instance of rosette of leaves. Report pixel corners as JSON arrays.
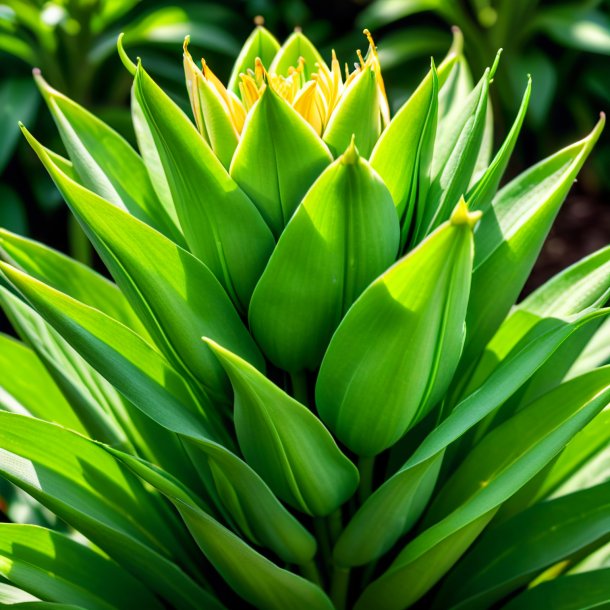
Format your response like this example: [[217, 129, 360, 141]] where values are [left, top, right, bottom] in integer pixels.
[[0, 24, 610, 610]]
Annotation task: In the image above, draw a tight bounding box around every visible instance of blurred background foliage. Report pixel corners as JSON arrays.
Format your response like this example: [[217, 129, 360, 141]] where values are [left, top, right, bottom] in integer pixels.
[[0, 0, 609, 282]]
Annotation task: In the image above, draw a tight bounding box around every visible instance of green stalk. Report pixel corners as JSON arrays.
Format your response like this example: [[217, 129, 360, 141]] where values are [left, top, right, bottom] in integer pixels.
[[300, 559, 323, 587], [290, 370, 309, 405], [331, 566, 350, 610], [358, 455, 375, 504]]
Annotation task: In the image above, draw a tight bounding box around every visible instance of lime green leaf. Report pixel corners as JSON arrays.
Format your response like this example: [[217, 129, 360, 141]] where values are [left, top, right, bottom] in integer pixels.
[[333, 309, 610, 567], [111, 452, 328, 610], [323, 66, 380, 158], [0, 524, 163, 610], [502, 568, 610, 610], [463, 116, 605, 370], [0, 413, 214, 610], [230, 86, 332, 237], [131, 62, 274, 309], [183, 43, 239, 169], [269, 31, 326, 80], [356, 367, 610, 609], [0, 333, 84, 434], [0, 228, 147, 339], [249, 141, 399, 371], [0, 266, 315, 565], [467, 77, 531, 213], [436, 481, 610, 609], [0, 287, 133, 453], [316, 200, 478, 456], [228, 25, 281, 92], [206, 339, 359, 516], [33, 73, 183, 246], [370, 50, 457, 227], [22, 125, 265, 401], [415, 63, 493, 241]]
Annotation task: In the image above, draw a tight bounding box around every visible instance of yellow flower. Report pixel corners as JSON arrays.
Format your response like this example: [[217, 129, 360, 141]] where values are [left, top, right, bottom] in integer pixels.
[[183, 29, 389, 140]]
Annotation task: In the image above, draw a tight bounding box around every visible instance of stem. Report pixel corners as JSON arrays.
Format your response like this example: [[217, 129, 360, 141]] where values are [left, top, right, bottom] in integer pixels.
[[314, 517, 332, 575], [358, 456, 375, 504], [68, 215, 92, 266], [300, 559, 323, 587], [327, 508, 343, 544], [290, 371, 309, 406], [331, 566, 350, 610]]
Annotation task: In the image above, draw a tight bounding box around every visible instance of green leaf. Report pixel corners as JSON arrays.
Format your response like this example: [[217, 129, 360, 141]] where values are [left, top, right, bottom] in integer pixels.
[[323, 66, 380, 158], [0, 524, 163, 610], [462, 116, 605, 371], [0, 333, 84, 434], [415, 61, 494, 241], [33, 72, 183, 246], [228, 25, 281, 92], [22, 125, 265, 401], [356, 367, 610, 609], [466, 76, 531, 213], [230, 86, 332, 237], [436, 481, 610, 609], [502, 568, 610, 610], [0, 413, 214, 610], [370, 45, 457, 227], [269, 31, 326, 81], [249, 141, 399, 372], [0, 265, 315, 565], [333, 309, 610, 567], [206, 339, 359, 516], [131, 62, 274, 309], [0, 228, 147, 339], [110, 453, 329, 610], [316, 200, 478, 456]]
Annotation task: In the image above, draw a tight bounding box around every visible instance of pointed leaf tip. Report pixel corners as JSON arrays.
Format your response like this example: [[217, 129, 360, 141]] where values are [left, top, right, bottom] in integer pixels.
[[450, 197, 482, 229], [341, 135, 360, 164], [117, 33, 136, 76]]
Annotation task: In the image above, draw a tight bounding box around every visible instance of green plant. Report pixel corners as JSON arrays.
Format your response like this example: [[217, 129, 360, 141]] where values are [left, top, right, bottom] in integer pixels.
[[0, 24, 610, 610]]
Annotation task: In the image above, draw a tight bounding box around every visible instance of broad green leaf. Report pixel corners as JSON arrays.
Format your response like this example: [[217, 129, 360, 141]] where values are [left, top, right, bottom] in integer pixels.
[[415, 61, 495, 242], [323, 66, 380, 158], [33, 73, 184, 246], [183, 41, 240, 169], [0, 333, 84, 434], [502, 568, 610, 610], [370, 60, 441, 232], [333, 309, 610, 567], [228, 25, 280, 92], [316, 200, 478, 456], [249, 141, 399, 371], [436, 481, 610, 609], [0, 524, 163, 610], [0, 413, 213, 610], [179, 500, 332, 610], [370, 37, 458, 227], [356, 367, 610, 609], [0, 265, 315, 565], [131, 61, 274, 309], [466, 77, 531, 213], [22, 125, 265, 401], [111, 449, 327, 609], [462, 116, 605, 370], [269, 31, 326, 80], [0, 229, 147, 338], [570, 317, 610, 377], [230, 86, 332, 237], [206, 339, 359, 516]]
